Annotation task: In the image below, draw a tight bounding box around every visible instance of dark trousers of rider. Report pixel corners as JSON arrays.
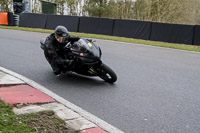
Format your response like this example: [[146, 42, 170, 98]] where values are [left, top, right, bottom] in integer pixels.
[[43, 47, 61, 75]]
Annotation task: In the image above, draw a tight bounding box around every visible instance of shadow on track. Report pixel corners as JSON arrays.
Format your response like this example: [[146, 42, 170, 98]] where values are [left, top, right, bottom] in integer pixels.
[[47, 72, 117, 88]]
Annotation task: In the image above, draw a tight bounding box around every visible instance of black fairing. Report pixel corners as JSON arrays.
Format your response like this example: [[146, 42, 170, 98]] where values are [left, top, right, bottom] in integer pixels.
[[70, 39, 101, 63], [40, 38, 46, 50]]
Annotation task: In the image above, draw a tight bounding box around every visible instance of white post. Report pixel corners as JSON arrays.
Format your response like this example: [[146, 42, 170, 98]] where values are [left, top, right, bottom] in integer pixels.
[[29, 0, 32, 13]]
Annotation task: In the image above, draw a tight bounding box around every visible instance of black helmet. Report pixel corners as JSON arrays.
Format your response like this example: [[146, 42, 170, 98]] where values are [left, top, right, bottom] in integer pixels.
[[55, 25, 69, 43]]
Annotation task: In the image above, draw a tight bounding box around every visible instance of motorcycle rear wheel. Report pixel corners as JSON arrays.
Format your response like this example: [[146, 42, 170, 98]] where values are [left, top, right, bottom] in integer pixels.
[[97, 63, 117, 83]]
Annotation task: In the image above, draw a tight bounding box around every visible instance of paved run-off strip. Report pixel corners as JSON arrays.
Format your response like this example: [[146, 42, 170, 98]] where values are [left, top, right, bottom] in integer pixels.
[[0, 66, 124, 133]]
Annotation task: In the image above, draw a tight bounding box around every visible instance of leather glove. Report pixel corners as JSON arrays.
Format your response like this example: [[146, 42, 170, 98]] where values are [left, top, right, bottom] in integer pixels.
[[64, 59, 74, 66], [87, 38, 92, 42]]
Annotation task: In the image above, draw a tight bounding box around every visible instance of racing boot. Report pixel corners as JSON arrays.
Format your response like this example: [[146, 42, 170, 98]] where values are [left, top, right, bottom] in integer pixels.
[[50, 63, 61, 76], [53, 68, 61, 76]]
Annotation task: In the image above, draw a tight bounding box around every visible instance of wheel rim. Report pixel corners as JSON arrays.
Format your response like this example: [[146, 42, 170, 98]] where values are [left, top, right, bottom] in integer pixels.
[[100, 69, 112, 80]]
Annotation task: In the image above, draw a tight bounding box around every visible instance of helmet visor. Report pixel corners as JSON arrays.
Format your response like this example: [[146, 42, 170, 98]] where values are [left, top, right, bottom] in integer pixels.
[[55, 34, 68, 43]]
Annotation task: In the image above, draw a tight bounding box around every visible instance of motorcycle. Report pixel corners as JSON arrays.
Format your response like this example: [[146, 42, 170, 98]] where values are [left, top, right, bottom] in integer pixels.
[[40, 38, 117, 83]]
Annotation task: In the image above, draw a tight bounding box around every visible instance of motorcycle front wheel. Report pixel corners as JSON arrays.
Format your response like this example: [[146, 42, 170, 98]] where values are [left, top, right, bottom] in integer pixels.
[[97, 63, 117, 83]]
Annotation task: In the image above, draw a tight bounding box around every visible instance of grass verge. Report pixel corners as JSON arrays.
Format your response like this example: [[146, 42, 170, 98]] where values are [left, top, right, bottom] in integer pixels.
[[0, 100, 77, 133], [0, 25, 200, 52]]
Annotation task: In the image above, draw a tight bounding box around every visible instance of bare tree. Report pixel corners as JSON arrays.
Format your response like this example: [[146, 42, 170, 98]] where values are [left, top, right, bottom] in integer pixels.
[[0, 0, 12, 12], [1, 0, 200, 25], [133, 0, 199, 24]]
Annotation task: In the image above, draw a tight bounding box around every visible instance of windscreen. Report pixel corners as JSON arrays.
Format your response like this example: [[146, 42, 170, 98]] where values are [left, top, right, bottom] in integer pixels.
[[71, 39, 90, 52]]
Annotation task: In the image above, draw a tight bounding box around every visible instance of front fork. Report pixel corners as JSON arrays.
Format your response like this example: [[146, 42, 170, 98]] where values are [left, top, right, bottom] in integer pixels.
[[91, 61, 103, 76]]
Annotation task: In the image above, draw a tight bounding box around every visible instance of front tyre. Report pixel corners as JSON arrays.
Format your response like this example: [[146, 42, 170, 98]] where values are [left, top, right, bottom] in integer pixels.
[[97, 63, 117, 83]]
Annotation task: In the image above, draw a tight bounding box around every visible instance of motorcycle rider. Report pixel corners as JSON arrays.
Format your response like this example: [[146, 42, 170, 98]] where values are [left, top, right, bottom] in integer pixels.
[[43, 25, 80, 75]]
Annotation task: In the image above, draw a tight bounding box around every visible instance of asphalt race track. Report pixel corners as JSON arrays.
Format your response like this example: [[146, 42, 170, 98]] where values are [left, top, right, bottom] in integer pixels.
[[1, 29, 200, 133]]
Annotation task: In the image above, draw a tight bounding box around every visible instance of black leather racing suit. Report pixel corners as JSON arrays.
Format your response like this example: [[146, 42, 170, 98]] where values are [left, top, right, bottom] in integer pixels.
[[43, 33, 80, 73]]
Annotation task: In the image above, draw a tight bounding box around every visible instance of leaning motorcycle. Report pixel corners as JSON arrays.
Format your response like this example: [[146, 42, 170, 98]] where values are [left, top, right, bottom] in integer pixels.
[[40, 38, 117, 83]]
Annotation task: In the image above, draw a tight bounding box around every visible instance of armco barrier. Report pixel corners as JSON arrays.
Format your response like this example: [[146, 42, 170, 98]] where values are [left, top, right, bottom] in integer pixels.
[[7, 12, 14, 26], [150, 22, 194, 45], [193, 25, 200, 45], [0, 12, 8, 25], [19, 13, 47, 29], [45, 15, 79, 32], [113, 19, 151, 40], [78, 17, 114, 35]]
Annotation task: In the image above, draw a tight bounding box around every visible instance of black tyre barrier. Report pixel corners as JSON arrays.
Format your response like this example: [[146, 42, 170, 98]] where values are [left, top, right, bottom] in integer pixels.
[[13, 14, 20, 26], [193, 25, 200, 45], [7, 12, 14, 26], [113, 19, 151, 40], [45, 15, 79, 32], [19, 13, 47, 29], [78, 17, 114, 35], [16, 13, 200, 46], [150, 22, 194, 45]]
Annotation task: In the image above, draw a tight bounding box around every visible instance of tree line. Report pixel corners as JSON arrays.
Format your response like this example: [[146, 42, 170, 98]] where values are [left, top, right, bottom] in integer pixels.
[[0, 0, 200, 25]]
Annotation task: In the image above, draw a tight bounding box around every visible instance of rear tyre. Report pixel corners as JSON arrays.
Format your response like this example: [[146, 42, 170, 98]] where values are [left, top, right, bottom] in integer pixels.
[[97, 63, 117, 83]]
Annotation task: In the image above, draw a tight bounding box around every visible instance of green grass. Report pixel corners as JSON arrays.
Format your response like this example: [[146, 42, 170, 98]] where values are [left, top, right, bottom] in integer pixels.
[[0, 25, 200, 52], [0, 100, 76, 133], [0, 100, 34, 133]]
